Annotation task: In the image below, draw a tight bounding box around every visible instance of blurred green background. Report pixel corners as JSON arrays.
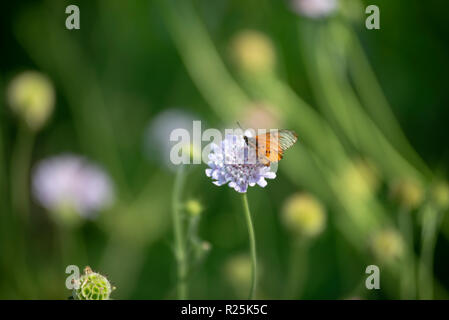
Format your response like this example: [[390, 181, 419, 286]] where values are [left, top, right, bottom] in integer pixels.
[[1, 0, 449, 299]]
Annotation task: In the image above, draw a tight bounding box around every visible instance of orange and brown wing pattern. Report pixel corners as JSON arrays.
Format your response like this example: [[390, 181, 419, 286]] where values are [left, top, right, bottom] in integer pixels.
[[253, 130, 298, 165]]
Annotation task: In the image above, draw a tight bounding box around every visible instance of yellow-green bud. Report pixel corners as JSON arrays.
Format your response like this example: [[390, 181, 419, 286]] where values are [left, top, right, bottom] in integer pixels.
[[230, 30, 275, 73], [390, 178, 424, 210], [431, 181, 449, 211], [72, 266, 115, 300], [7, 71, 55, 131], [340, 158, 380, 200], [282, 193, 326, 238], [185, 199, 203, 217], [371, 229, 404, 264], [224, 254, 253, 297]]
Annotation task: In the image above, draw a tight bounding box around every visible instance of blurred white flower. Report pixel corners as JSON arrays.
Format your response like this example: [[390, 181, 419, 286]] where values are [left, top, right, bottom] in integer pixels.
[[32, 155, 114, 221], [144, 108, 200, 170], [7, 71, 55, 131], [290, 0, 338, 18]]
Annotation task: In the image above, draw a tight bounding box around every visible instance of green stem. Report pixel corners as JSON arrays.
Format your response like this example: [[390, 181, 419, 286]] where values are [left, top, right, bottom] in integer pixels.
[[418, 205, 440, 299], [11, 123, 35, 223], [172, 165, 188, 299], [9, 122, 37, 297], [398, 208, 416, 299], [285, 239, 308, 299], [241, 193, 257, 300]]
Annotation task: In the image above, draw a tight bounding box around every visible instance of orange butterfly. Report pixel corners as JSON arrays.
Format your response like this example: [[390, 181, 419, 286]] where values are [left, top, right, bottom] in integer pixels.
[[244, 129, 298, 166]]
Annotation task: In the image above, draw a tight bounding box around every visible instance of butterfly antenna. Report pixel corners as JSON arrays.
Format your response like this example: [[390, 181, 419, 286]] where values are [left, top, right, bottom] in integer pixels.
[[236, 121, 243, 130]]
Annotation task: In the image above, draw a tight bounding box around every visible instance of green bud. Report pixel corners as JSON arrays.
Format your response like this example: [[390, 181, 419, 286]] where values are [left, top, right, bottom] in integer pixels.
[[185, 199, 203, 217], [390, 178, 424, 210], [371, 229, 404, 264], [282, 193, 326, 238], [230, 30, 275, 74], [431, 181, 449, 211], [7, 71, 55, 131], [73, 266, 115, 300]]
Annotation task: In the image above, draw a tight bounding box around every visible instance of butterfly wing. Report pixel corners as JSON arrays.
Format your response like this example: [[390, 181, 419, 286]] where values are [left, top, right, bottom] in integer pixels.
[[253, 130, 298, 165]]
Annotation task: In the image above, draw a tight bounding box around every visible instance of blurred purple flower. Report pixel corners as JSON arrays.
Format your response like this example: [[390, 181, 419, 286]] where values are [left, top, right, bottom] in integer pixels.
[[205, 135, 276, 193], [290, 0, 337, 18], [32, 154, 114, 218]]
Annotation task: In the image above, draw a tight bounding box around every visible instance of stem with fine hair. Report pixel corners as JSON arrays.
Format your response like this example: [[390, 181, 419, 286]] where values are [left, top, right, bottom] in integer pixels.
[[241, 193, 257, 299], [172, 165, 188, 299]]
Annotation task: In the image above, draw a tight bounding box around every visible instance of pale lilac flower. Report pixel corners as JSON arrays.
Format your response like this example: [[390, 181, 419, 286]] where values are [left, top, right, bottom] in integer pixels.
[[205, 135, 276, 193], [290, 0, 338, 18], [32, 154, 114, 218], [144, 108, 199, 170]]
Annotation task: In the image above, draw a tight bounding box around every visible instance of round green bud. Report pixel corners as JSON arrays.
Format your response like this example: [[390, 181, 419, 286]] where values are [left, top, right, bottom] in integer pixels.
[[230, 30, 275, 73], [185, 199, 203, 217], [7, 71, 55, 131], [73, 266, 115, 300], [390, 178, 424, 210], [224, 254, 253, 297], [431, 181, 449, 211], [282, 193, 326, 238], [371, 229, 404, 264], [340, 158, 380, 200]]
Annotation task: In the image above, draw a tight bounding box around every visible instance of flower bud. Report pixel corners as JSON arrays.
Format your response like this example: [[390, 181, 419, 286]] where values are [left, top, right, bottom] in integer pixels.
[[185, 199, 203, 217], [7, 71, 55, 131], [230, 30, 275, 74], [370, 229, 404, 264], [390, 178, 424, 210], [340, 158, 380, 200], [72, 266, 115, 300], [431, 181, 449, 211], [224, 254, 253, 297], [282, 193, 326, 238]]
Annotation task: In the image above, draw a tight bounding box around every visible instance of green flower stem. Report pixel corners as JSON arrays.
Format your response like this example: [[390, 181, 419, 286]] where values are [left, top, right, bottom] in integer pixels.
[[285, 239, 309, 299], [172, 165, 188, 299], [418, 205, 440, 299], [9, 122, 37, 297], [11, 123, 35, 222], [241, 193, 257, 300], [398, 208, 416, 299]]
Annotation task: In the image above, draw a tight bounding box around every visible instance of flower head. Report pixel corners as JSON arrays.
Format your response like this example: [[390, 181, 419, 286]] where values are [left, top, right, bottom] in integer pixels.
[[7, 71, 55, 130], [205, 135, 276, 193], [32, 154, 114, 223], [290, 0, 338, 18]]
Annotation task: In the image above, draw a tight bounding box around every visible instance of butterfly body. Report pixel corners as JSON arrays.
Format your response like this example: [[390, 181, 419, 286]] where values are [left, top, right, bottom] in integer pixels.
[[244, 129, 298, 166]]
